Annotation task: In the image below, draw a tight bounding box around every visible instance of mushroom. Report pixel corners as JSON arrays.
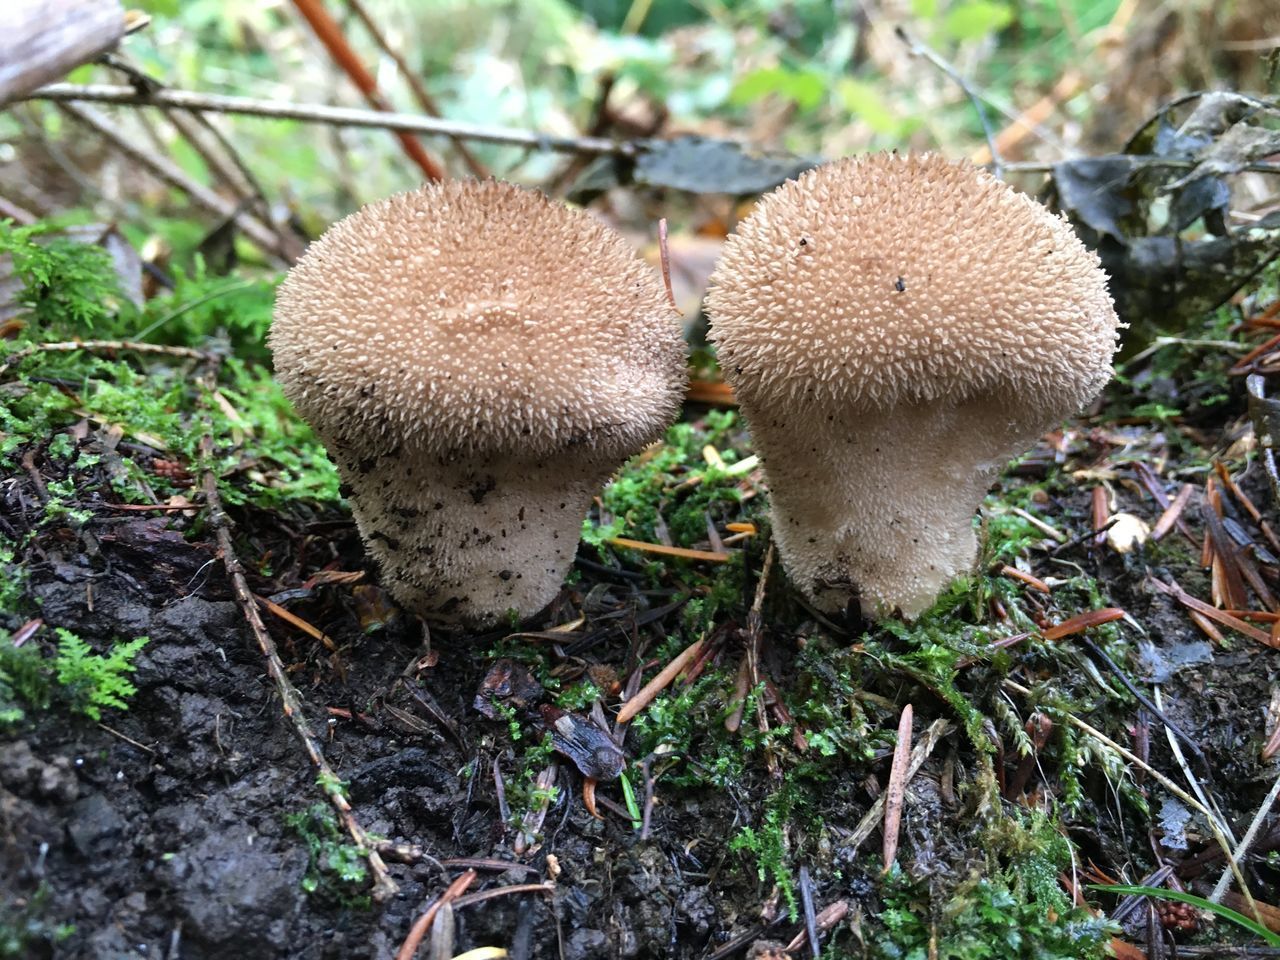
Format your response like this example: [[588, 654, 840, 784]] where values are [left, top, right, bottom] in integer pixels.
[[705, 153, 1121, 618], [270, 180, 687, 626]]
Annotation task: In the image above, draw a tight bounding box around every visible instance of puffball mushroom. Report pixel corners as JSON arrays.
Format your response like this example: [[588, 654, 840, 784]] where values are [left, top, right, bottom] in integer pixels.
[[270, 180, 687, 626], [706, 153, 1121, 619]]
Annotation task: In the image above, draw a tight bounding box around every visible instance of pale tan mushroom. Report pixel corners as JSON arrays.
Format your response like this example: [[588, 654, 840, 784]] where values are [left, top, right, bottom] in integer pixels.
[[270, 180, 686, 626], [705, 153, 1121, 618]]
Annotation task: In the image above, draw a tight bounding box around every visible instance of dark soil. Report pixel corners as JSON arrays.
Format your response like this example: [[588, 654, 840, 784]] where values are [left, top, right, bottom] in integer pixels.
[[4, 441, 1280, 959]]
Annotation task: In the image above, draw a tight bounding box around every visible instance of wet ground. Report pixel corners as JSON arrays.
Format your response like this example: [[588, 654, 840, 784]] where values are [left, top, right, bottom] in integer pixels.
[[4, 432, 1280, 959]]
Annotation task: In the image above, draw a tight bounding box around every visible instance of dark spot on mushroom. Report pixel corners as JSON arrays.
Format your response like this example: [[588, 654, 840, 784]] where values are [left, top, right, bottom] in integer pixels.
[[368, 530, 400, 550], [469, 476, 497, 504], [498, 570, 513, 581], [894, 276, 906, 292]]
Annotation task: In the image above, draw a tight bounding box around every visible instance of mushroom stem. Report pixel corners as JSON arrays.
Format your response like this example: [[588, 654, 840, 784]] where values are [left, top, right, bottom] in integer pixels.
[[759, 397, 1049, 618], [336, 453, 608, 626]]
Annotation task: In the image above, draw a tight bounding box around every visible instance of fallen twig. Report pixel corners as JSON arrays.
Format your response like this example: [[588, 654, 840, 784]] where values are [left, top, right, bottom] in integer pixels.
[[340, 0, 488, 177], [25, 83, 633, 157], [882, 704, 913, 872], [290, 0, 443, 180], [396, 869, 477, 960], [846, 718, 951, 851], [1, 338, 217, 376], [200, 432, 397, 902], [54, 101, 290, 262], [616, 636, 704, 724]]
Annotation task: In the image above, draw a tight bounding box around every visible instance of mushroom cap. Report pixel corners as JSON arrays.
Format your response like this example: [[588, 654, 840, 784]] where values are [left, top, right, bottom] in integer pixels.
[[705, 152, 1120, 414], [271, 179, 687, 462]]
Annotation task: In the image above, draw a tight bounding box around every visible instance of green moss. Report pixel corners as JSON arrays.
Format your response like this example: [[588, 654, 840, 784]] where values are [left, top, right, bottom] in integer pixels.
[[871, 865, 1114, 960], [0, 882, 75, 958], [284, 802, 371, 909], [591, 409, 750, 545], [0, 221, 128, 332]]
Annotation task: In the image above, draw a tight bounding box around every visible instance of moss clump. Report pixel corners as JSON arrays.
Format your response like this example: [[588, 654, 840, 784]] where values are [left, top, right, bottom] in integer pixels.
[[873, 865, 1114, 959], [283, 802, 372, 910]]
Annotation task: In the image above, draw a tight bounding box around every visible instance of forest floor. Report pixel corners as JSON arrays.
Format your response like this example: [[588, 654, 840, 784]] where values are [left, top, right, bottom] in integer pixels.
[[3, 225, 1280, 960]]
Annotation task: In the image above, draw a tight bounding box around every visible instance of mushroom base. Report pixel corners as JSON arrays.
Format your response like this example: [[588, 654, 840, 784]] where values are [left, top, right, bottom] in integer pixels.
[[755, 398, 1054, 619], [337, 455, 607, 627]]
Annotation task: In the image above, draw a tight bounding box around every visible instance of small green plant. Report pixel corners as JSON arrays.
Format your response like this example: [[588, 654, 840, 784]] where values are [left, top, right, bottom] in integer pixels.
[[52, 629, 149, 721], [0, 882, 75, 958], [284, 802, 371, 909], [874, 866, 1115, 959], [731, 780, 804, 921], [0, 628, 148, 726], [0, 220, 128, 332]]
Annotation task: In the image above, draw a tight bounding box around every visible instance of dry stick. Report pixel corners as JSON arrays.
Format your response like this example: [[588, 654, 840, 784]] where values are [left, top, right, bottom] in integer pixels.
[[657, 217, 677, 311], [798, 865, 820, 960], [26, 84, 634, 157], [449, 883, 556, 909], [606, 537, 730, 563], [615, 636, 705, 725], [53, 101, 288, 262], [882, 703, 914, 872], [969, 70, 1083, 166], [340, 0, 488, 178], [745, 544, 777, 750], [290, 0, 444, 181], [199, 435, 398, 902], [0, 195, 37, 224], [1, 339, 217, 376], [847, 719, 951, 851], [1001, 157, 1280, 176], [1210, 767, 1280, 904], [158, 103, 300, 261], [1002, 678, 1262, 925], [396, 869, 478, 960], [894, 26, 1003, 178]]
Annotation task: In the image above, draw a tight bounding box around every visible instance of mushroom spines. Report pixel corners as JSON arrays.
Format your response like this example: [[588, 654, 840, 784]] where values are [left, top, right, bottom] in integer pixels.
[[270, 179, 688, 626], [271, 179, 685, 462], [706, 151, 1121, 618], [706, 152, 1119, 414]]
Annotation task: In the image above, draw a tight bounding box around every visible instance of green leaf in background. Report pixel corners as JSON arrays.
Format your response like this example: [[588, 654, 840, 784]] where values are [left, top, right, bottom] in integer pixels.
[[941, 0, 1014, 40], [730, 66, 826, 113], [910, 0, 939, 16], [1090, 885, 1280, 946], [837, 78, 903, 135], [133, 0, 181, 14]]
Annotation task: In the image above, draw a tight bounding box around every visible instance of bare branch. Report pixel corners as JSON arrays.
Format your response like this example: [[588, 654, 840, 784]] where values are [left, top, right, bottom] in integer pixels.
[[23, 83, 636, 158]]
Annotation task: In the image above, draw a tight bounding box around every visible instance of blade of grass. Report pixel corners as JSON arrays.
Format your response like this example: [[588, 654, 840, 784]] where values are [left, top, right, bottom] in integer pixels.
[[1090, 884, 1280, 946]]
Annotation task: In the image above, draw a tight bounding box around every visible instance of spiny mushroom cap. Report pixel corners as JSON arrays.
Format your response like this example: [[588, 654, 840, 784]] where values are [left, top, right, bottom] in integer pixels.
[[270, 179, 687, 463], [706, 153, 1120, 414]]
